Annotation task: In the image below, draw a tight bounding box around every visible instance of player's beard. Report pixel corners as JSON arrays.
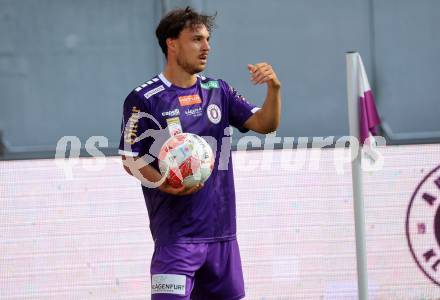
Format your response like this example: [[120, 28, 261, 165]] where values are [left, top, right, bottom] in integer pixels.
[[177, 55, 204, 75]]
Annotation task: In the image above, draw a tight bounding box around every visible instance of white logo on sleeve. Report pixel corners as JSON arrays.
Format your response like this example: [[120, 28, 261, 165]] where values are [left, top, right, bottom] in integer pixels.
[[207, 104, 221, 124], [144, 85, 165, 99], [151, 274, 186, 295]]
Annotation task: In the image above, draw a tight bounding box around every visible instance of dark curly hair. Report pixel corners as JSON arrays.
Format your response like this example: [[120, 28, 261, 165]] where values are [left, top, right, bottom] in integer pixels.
[[155, 6, 216, 58]]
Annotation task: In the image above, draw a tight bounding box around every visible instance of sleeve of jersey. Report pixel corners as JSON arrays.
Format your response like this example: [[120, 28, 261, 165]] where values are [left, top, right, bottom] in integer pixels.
[[118, 91, 149, 157], [221, 80, 261, 133]]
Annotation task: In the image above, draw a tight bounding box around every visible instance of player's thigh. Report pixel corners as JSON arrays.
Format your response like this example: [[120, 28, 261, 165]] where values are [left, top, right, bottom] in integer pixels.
[[150, 243, 208, 300], [191, 240, 245, 300]]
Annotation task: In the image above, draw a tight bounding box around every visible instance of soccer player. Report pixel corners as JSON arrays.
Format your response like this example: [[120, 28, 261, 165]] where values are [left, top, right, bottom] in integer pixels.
[[119, 7, 281, 300]]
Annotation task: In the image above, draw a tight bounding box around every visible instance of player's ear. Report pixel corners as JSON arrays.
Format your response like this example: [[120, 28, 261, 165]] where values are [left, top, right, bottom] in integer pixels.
[[166, 38, 177, 55]]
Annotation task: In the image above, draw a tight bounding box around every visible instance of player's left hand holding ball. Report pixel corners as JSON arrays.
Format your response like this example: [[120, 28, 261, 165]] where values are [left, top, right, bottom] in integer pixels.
[[247, 62, 281, 88], [159, 181, 204, 196]]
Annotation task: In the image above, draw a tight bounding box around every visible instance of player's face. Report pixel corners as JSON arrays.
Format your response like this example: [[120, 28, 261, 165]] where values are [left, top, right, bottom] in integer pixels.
[[174, 24, 210, 74]]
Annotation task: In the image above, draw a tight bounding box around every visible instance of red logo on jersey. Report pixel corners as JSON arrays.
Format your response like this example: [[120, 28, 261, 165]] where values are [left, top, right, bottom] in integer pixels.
[[178, 94, 202, 106]]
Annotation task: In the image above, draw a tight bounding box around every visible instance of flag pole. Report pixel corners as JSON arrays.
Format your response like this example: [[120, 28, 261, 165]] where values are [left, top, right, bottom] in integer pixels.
[[346, 51, 368, 300]]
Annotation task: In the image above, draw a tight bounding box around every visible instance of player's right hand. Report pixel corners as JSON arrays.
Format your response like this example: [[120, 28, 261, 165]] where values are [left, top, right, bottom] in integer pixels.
[[158, 181, 204, 196]]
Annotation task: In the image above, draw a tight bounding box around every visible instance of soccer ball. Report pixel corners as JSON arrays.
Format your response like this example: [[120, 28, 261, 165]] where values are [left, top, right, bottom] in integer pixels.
[[158, 133, 214, 189]]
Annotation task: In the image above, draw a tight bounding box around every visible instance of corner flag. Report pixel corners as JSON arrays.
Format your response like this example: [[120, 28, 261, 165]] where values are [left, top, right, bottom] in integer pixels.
[[346, 52, 381, 300], [357, 55, 381, 144]]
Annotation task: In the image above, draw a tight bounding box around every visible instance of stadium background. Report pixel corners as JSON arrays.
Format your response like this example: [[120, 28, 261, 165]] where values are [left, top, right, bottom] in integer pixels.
[[1, 0, 440, 299]]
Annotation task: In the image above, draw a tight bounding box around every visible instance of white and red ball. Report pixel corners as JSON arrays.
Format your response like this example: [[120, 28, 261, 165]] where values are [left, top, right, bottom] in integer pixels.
[[158, 133, 214, 188]]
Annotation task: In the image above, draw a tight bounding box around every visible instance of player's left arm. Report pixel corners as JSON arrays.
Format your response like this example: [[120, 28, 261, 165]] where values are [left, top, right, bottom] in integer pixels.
[[243, 62, 281, 134]]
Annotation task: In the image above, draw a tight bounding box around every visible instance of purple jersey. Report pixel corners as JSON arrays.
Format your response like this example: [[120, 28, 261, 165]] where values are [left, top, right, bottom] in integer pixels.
[[119, 73, 259, 246]]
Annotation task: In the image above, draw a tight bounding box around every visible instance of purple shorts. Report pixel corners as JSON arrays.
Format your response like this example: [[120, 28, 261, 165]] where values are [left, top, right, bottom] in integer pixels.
[[150, 239, 245, 300]]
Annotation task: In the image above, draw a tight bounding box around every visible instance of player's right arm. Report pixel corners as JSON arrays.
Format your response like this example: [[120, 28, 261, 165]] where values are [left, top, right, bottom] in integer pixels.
[[119, 91, 202, 196], [121, 155, 202, 195]]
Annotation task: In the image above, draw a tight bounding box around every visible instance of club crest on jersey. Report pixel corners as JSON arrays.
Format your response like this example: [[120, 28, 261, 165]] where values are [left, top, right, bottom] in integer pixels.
[[178, 94, 202, 106], [207, 104, 221, 124]]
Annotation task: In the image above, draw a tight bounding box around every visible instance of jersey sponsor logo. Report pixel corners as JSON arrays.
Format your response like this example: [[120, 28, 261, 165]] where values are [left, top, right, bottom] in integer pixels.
[[184, 107, 203, 117], [124, 106, 141, 144], [151, 274, 186, 295], [144, 85, 165, 99], [178, 94, 202, 106], [166, 117, 183, 136], [200, 80, 219, 90], [162, 108, 180, 117], [207, 104, 221, 124]]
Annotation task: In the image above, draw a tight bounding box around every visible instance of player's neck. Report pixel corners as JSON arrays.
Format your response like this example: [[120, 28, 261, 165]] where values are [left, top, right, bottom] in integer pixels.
[[163, 63, 197, 88]]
